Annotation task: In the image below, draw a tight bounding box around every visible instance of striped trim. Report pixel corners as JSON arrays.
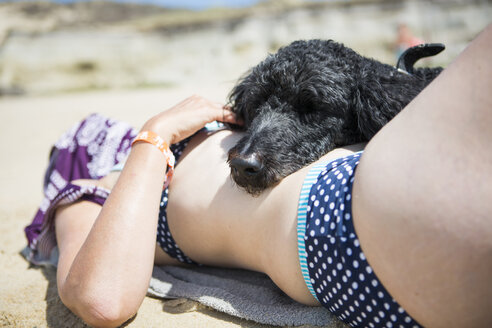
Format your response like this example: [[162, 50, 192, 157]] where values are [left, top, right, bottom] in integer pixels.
[[296, 161, 329, 301]]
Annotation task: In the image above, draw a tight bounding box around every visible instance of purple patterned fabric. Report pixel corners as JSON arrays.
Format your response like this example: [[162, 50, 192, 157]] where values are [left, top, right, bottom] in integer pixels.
[[23, 113, 137, 265]]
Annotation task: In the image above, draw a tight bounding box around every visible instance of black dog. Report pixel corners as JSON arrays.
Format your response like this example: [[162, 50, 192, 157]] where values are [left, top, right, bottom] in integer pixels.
[[227, 39, 444, 195]]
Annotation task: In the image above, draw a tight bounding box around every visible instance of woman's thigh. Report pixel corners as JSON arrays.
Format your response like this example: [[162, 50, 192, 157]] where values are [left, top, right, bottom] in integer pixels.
[[351, 25, 492, 327]]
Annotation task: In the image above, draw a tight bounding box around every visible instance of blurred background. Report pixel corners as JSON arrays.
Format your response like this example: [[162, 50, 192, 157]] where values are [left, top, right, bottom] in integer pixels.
[[0, 0, 490, 97]]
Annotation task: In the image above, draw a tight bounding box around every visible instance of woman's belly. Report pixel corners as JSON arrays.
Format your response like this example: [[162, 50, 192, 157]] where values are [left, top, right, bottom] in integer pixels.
[[162, 128, 364, 305]]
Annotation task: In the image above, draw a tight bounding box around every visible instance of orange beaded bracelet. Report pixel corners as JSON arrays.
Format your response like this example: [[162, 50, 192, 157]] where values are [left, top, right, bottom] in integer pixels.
[[131, 131, 175, 189]]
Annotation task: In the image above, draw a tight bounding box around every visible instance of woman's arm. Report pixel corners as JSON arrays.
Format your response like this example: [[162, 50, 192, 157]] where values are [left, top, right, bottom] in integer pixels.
[[55, 96, 239, 327]]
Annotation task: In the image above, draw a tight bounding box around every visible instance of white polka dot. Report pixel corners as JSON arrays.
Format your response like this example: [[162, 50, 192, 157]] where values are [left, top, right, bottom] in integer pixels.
[[390, 314, 397, 322], [349, 305, 355, 312], [404, 316, 411, 323], [346, 269, 352, 277], [330, 237, 336, 244], [330, 184, 335, 190], [354, 239, 360, 247], [332, 269, 337, 277], [337, 263, 343, 270], [323, 243, 328, 251], [342, 294, 348, 301], [324, 214, 330, 222], [309, 262, 314, 268], [374, 316, 380, 323], [360, 252, 366, 261], [318, 250, 322, 257], [359, 294, 365, 301], [357, 316, 362, 322], [384, 303, 390, 310], [315, 218, 320, 226], [314, 200, 320, 207], [386, 321, 393, 328], [320, 207, 325, 214], [369, 323, 375, 328], [320, 189, 325, 195], [378, 291, 384, 298], [322, 263, 327, 270], [348, 287, 353, 295], [337, 173, 343, 179], [366, 305, 372, 312], [359, 273, 365, 281], [310, 230, 315, 237], [353, 260, 359, 268], [308, 245, 313, 251], [324, 195, 329, 202], [329, 202, 335, 209], [354, 300, 359, 307], [352, 281, 358, 290], [346, 247, 353, 256], [366, 266, 373, 274], [345, 213, 351, 220], [311, 195, 316, 201], [372, 299, 377, 306], [372, 279, 379, 287], [342, 275, 348, 283], [330, 222, 336, 230], [327, 256, 333, 264], [335, 190, 340, 197], [379, 311, 385, 318], [341, 178, 347, 185], [320, 227, 325, 234], [365, 286, 371, 294], [398, 307, 404, 313], [346, 194, 351, 201]]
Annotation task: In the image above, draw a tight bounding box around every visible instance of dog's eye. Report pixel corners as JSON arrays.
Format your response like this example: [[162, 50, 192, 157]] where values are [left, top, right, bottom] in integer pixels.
[[297, 99, 316, 113]]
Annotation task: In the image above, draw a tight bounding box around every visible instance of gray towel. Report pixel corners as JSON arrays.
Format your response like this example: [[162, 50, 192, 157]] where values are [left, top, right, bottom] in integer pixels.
[[148, 265, 344, 327]]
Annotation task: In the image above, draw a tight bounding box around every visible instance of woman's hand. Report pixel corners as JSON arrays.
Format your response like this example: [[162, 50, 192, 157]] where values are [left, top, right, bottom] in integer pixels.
[[142, 95, 241, 144]]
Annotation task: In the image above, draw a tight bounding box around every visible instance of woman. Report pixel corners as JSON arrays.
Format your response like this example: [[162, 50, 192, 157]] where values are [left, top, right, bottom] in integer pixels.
[[24, 25, 491, 328]]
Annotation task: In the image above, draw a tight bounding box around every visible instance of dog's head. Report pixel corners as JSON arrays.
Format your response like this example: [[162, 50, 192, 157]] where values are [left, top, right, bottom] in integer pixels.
[[227, 39, 442, 195], [227, 40, 363, 195]]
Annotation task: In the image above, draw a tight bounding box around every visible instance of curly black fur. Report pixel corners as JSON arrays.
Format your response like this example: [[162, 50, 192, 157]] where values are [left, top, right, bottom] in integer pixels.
[[227, 39, 442, 195]]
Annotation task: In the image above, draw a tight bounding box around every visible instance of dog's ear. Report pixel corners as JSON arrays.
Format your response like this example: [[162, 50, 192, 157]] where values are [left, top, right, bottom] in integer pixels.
[[353, 72, 423, 139]]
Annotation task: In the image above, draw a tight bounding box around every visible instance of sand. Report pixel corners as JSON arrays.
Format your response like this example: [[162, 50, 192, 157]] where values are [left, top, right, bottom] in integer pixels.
[[0, 85, 344, 327]]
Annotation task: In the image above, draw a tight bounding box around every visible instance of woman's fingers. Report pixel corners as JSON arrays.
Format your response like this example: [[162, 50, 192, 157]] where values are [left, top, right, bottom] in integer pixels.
[[221, 107, 243, 125], [142, 95, 242, 144]]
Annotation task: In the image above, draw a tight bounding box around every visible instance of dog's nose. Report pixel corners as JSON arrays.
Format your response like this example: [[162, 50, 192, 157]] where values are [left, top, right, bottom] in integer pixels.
[[229, 155, 263, 177]]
